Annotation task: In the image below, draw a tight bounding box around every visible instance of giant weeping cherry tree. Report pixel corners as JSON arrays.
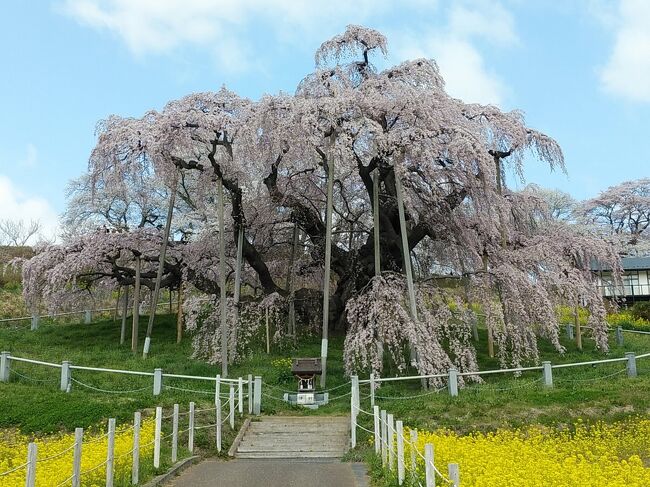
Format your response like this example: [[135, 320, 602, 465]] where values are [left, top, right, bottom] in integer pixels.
[[23, 26, 619, 382]]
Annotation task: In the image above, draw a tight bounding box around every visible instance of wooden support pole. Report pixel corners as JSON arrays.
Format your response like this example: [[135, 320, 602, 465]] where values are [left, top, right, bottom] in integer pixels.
[[448, 463, 460, 486], [238, 377, 243, 416], [287, 224, 298, 339], [372, 168, 381, 277], [321, 133, 335, 388], [176, 283, 183, 344], [233, 226, 244, 360], [217, 177, 228, 377], [113, 286, 121, 323], [410, 429, 418, 481], [265, 306, 270, 354], [144, 176, 178, 358], [574, 304, 582, 351], [247, 374, 253, 415], [120, 286, 129, 345], [229, 383, 235, 430], [131, 256, 141, 352]]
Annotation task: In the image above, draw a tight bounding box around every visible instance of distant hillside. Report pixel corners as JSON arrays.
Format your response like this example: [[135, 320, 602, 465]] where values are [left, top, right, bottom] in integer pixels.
[[0, 245, 33, 288]]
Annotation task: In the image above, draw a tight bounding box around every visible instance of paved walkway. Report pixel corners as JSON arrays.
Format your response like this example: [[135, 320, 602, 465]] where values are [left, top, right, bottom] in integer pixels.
[[167, 459, 369, 487]]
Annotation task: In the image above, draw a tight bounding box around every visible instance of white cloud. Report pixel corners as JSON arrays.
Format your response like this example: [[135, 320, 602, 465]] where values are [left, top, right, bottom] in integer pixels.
[[392, 1, 517, 105], [599, 0, 650, 103], [0, 175, 60, 244], [60, 0, 515, 105]]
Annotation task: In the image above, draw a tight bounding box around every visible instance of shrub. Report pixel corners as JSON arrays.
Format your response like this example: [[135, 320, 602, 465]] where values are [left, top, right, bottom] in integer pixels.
[[630, 302, 650, 322]]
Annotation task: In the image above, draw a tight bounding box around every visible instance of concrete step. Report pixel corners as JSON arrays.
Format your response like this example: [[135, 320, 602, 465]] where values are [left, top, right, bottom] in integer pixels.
[[235, 416, 351, 459], [235, 451, 347, 459]]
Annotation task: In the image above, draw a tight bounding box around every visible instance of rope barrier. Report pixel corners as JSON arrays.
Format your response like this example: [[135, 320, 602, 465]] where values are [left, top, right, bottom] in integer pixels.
[[37, 443, 76, 462], [476, 377, 542, 392], [10, 369, 57, 383], [374, 386, 446, 401], [71, 377, 150, 394], [0, 462, 28, 477], [79, 458, 108, 476], [556, 368, 627, 384], [163, 385, 214, 395], [53, 474, 75, 487], [328, 390, 352, 401]]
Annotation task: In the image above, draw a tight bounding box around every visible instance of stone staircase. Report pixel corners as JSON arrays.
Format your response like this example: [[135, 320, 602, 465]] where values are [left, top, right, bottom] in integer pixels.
[[234, 416, 350, 459]]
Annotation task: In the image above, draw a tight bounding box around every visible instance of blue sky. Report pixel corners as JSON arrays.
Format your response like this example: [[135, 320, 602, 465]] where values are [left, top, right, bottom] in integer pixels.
[[0, 0, 648, 239]]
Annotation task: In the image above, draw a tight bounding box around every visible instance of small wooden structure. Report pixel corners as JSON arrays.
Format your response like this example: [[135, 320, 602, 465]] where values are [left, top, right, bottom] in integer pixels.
[[285, 358, 328, 408]]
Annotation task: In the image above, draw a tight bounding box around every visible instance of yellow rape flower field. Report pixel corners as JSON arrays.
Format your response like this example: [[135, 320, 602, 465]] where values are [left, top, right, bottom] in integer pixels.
[[395, 418, 650, 487], [0, 420, 154, 487]]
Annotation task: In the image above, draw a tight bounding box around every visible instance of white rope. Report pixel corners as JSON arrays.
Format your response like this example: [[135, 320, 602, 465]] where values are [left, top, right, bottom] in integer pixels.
[[0, 462, 28, 477], [194, 406, 216, 413], [375, 386, 446, 400], [356, 423, 375, 435], [37, 442, 76, 462], [194, 423, 218, 430], [478, 377, 542, 392], [53, 473, 75, 487], [163, 385, 214, 395], [71, 377, 149, 394], [403, 434, 453, 485], [10, 369, 57, 383], [356, 406, 375, 417], [79, 459, 108, 476], [328, 390, 352, 401], [83, 432, 110, 444], [557, 368, 627, 384]]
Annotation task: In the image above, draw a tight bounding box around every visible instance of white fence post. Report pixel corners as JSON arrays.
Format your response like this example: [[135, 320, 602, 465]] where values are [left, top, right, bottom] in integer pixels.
[[373, 405, 381, 454], [351, 375, 358, 448], [60, 361, 71, 392], [253, 376, 262, 415], [424, 443, 435, 487], [229, 383, 235, 430], [153, 368, 163, 396], [25, 442, 37, 487], [616, 326, 624, 346], [132, 412, 141, 485], [106, 418, 116, 487], [188, 402, 195, 454], [380, 409, 388, 467], [396, 420, 405, 485], [172, 404, 179, 462], [448, 463, 460, 486], [31, 314, 39, 331], [84, 310, 92, 324], [410, 429, 418, 481], [72, 427, 83, 487], [154, 406, 162, 469], [216, 375, 222, 452], [387, 413, 395, 471], [542, 361, 553, 387], [247, 374, 253, 414], [626, 352, 637, 377], [238, 377, 244, 416], [448, 367, 458, 397], [370, 373, 376, 407], [0, 351, 10, 382]]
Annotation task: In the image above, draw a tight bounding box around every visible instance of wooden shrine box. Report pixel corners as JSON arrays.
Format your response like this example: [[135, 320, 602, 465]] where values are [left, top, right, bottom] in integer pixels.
[[291, 358, 322, 406]]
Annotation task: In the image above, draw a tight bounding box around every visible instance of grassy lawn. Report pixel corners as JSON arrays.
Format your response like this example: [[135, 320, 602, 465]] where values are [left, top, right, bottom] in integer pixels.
[[2, 313, 650, 467]]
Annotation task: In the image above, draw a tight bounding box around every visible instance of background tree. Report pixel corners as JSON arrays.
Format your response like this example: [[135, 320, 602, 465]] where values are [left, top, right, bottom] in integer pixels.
[[577, 178, 650, 253], [0, 219, 42, 246]]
